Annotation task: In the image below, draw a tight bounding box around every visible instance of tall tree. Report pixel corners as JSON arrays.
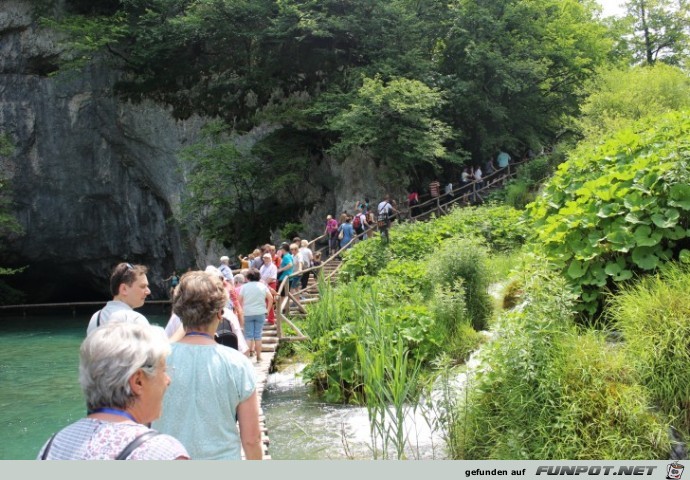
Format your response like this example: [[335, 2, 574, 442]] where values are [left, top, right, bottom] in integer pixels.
[[326, 76, 454, 187], [621, 0, 690, 65], [437, 0, 610, 162]]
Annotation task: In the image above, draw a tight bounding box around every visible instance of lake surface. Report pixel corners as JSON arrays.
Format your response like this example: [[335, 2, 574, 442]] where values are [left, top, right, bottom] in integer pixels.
[[0, 309, 170, 460]]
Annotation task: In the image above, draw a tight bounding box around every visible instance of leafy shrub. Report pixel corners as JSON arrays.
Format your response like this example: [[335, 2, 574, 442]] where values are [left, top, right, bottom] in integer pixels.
[[339, 234, 392, 282], [579, 64, 690, 138], [301, 285, 442, 403], [503, 178, 535, 210], [453, 264, 670, 459], [430, 279, 467, 336], [488, 155, 559, 209], [370, 259, 433, 305], [528, 109, 690, 317], [517, 155, 554, 184], [609, 263, 690, 435], [340, 204, 531, 283], [427, 237, 493, 331]]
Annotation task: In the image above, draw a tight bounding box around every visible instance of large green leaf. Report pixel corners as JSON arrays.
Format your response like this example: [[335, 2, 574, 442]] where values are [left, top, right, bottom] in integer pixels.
[[633, 225, 663, 247], [669, 184, 690, 210], [624, 211, 651, 225], [566, 260, 588, 279], [606, 228, 635, 252], [680, 249, 690, 263], [631, 246, 660, 270], [650, 208, 679, 228]]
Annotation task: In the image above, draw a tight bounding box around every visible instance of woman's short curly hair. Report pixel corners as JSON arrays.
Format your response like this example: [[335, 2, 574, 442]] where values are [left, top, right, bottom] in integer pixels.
[[173, 270, 228, 329]]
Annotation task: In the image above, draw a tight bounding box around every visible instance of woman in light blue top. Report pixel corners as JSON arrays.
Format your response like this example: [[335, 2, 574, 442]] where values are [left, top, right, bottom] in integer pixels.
[[338, 217, 355, 249], [152, 271, 262, 460]]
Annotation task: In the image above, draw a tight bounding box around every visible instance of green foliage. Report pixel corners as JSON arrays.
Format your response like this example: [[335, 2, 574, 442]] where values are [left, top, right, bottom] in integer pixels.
[[280, 222, 304, 241], [338, 237, 391, 283], [438, 0, 610, 160], [528, 109, 690, 317], [45, 0, 613, 201], [356, 309, 423, 459], [500, 179, 536, 210], [609, 263, 690, 434], [39, 12, 128, 74], [430, 281, 484, 362], [341, 204, 530, 283], [488, 155, 561, 210], [301, 284, 442, 404], [327, 75, 455, 186], [178, 122, 313, 251], [369, 259, 433, 306], [453, 264, 670, 459], [303, 203, 518, 403], [427, 237, 493, 331], [579, 64, 690, 137], [178, 123, 260, 248]]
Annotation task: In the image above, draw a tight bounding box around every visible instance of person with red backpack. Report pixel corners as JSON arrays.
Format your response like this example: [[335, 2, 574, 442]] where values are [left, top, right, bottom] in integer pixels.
[[353, 208, 369, 240]]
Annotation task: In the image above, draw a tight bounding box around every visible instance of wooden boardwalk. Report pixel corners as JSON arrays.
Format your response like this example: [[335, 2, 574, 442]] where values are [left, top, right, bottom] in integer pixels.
[[243, 321, 278, 460]]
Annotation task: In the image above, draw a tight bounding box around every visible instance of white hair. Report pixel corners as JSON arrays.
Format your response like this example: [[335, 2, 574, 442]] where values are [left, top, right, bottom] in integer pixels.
[[80, 322, 170, 411]]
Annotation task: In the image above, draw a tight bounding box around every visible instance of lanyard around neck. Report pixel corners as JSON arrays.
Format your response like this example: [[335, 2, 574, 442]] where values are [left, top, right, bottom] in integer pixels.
[[185, 331, 214, 340], [88, 407, 138, 423]]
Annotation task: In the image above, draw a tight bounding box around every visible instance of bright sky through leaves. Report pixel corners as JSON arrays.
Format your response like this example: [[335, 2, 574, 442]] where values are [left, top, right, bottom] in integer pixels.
[[597, 0, 626, 17]]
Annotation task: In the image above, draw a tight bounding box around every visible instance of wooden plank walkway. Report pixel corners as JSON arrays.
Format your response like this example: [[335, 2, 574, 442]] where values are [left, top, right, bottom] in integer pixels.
[[242, 321, 279, 460]]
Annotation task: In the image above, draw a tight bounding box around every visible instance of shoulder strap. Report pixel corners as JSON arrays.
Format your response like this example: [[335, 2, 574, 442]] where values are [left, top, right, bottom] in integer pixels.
[[40, 433, 58, 460], [96, 309, 103, 327], [115, 430, 161, 460]]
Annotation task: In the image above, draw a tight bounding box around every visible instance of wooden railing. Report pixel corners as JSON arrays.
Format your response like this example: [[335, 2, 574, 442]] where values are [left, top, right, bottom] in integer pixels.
[[268, 159, 531, 342]]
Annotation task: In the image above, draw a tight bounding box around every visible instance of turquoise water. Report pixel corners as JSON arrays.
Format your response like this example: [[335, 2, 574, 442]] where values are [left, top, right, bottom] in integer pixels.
[[0, 311, 170, 460], [0, 312, 446, 460]]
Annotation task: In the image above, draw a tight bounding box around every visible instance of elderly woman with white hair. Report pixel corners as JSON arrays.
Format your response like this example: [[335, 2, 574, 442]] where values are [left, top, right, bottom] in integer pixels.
[[37, 322, 189, 460], [153, 271, 262, 460]]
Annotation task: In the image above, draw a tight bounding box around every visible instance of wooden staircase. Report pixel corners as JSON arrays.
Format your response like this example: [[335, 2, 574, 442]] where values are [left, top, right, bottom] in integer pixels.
[[264, 157, 535, 347], [261, 321, 279, 353]]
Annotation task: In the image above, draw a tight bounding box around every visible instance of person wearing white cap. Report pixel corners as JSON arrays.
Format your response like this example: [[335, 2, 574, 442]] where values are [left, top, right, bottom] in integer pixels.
[[218, 255, 232, 281], [259, 253, 277, 285]]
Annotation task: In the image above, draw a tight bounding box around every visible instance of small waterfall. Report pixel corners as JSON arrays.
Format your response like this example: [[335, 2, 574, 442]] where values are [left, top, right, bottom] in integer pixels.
[[263, 362, 448, 460]]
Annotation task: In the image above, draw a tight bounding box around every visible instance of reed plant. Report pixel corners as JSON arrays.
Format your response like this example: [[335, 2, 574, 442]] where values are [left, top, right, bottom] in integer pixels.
[[304, 274, 344, 340], [609, 262, 690, 436], [354, 287, 423, 459]]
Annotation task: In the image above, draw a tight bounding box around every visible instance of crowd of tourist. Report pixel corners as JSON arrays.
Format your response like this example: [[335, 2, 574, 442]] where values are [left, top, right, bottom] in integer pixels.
[[408, 151, 519, 216], [40, 264, 263, 460], [34, 146, 538, 461]]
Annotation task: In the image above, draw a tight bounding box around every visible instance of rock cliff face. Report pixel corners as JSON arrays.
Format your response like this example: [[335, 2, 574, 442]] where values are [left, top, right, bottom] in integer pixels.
[[0, 1, 213, 301], [0, 1, 393, 303]]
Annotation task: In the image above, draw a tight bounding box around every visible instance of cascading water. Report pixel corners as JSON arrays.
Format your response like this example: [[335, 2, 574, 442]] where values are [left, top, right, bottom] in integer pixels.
[[262, 362, 450, 460]]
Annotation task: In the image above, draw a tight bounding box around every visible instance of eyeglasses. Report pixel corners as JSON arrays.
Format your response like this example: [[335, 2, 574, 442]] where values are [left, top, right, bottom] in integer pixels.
[[125, 263, 134, 270]]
